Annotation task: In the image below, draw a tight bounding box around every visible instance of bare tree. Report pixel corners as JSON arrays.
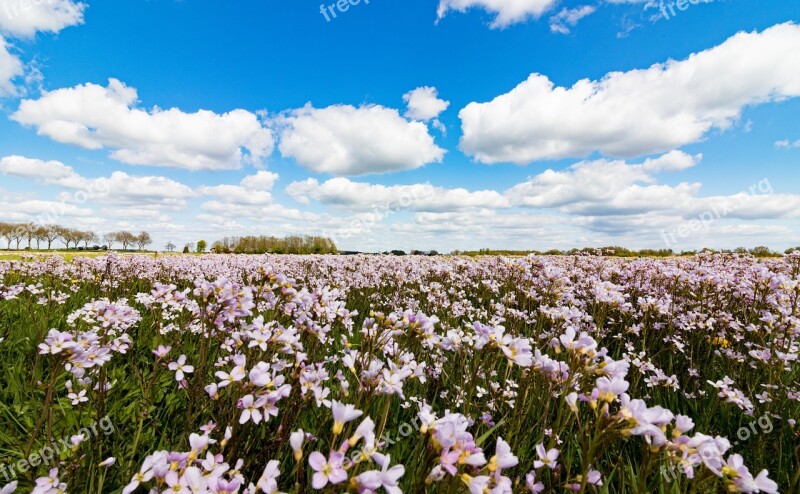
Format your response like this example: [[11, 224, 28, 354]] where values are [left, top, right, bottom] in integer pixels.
[[103, 232, 117, 250], [23, 222, 35, 249], [136, 231, 152, 251], [0, 223, 12, 250], [165, 241, 176, 252], [58, 227, 80, 250], [11, 225, 25, 250], [117, 231, 136, 251], [32, 226, 46, 250], [82, 231, 99, 249], [43, 225, 60, 250]]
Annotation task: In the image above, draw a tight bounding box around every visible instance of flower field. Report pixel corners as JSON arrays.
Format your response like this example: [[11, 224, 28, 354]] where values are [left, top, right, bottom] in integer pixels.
[[0, 253, 798, 493]]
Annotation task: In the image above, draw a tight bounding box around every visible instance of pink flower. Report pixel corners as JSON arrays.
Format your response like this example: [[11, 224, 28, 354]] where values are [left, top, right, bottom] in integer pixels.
[[331, 401, 362, 435], [290, 429, 305, 461], [488, 437, 518, 474], [595, 376, 629, 402], [168, 355, 194, 381], [460, 474, 490, 494], [238, 394, 266, 424], [533, 444, 559, 469], [525, 471, 544, 493], [255, 460, 281, 494], [309, 451, 347, 489], [0, 482, 18, 494]]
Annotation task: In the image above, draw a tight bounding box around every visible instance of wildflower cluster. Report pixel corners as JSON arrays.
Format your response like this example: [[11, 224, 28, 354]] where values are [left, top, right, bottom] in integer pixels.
[[0, 252, 798, 492]]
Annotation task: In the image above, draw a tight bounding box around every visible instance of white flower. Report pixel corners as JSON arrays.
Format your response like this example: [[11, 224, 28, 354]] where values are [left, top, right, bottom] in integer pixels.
[[331, 400, 362, 435], [168, 355, 194, 381]]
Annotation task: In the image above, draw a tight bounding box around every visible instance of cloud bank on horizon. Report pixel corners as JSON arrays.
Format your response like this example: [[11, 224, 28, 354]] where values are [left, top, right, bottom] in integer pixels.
[[0, 0, 798, 253]]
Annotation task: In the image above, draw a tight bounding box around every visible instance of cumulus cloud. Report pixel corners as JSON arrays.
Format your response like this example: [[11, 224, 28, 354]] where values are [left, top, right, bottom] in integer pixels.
[[641, 150, 702, 172], [0, 199, 92, 222], [199, 201, 309, 223], [0, 154, 90, 188], [105, 207, 171, 222], [459, 22, 800, 164], [505, 151, 800, 227], [91, 172, 197, 207], [0, 36, 23, 96], [506, 152, 702, 214], [12, 78, 275, 170], [0, 155, 196, 207], [196, 170, 315, 223], [287, 177, 510, 212], [549, 5, 595, 34], [403, 86, 450, 121], [0, 1, 85, 98], [240, 170, 279, 191], [198, 171, 280, 206], [276, 103, 445, 176], [436, 0, 557, 28], [0, 0, 85, 38], [411, 210, 565, 235]]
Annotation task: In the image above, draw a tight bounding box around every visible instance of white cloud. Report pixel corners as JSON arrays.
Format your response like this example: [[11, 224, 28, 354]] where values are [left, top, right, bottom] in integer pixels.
[[0, 199, 92, 222], [0, 155, 196, 207], [198, 171, 280, 206], [12, 78, 275, 171], [505, 152, 702, 214], [287, 177, 510, 212], [92, 172, 196, 207], [459, 22, 800, 164], [775, 139, 800, 149], [0, 154, 88, 187], [505, 151, 800, 238], [276, 103, 445, 176], [0, 0, 85, 38], [691, 192, 800, 221], [641, 150, 702, 172], [196, 170, 313, 223], [0, 36, 23, 97], [436, 0, 557, 28], [105, 207, 171, 222], [199, 201, 309, 223], [198, 187, 274, 206], [403, 86, 450, 121], [240, 170, 279, 191], [0, 1, 84, 98], [549, 5, 595, 34]]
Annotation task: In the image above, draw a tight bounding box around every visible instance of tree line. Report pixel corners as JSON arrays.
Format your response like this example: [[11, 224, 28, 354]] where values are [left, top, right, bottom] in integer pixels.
[[0, 222, 153, 251], [212, 235, 337, 254]]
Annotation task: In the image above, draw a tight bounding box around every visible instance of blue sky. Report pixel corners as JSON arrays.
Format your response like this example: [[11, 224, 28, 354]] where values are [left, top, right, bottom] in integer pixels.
[[0, 0, 799, 252]]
